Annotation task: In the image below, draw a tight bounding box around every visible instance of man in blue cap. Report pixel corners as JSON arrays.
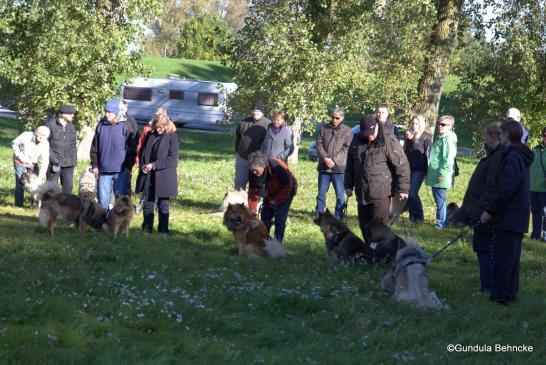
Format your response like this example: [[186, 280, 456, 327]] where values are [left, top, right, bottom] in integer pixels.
[[90, 99, 129, 212]]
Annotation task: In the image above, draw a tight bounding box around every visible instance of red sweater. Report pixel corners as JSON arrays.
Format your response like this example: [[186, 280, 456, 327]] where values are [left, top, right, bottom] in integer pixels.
[[248, 158, 296, 211]]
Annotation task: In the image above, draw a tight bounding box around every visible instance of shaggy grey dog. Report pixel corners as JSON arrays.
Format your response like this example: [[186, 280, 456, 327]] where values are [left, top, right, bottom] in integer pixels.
[[380, 242, 444, 309]]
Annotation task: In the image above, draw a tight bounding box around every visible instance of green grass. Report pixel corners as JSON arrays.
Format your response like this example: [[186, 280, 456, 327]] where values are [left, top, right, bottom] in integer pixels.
[[0, 117, 544, 364], [142, 56, 234, 82]]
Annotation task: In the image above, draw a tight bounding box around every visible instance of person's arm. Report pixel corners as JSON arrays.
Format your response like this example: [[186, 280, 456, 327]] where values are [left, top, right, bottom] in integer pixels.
[[279, 129, 294, 161], [248, 176, 259, 211], [234, 123, 242, 152], [11, 133, 24, 160], [271, 164, 294, 206], [44, 119, 59, 165], [90, 124, 99, 168], [153, 133, 179, 170], [344, 140, 356, 191], [439, 134, 457, 178], [316, 126, 328, 162], [386, 136, 410, 195], [332, 127, 353, 164], [37, 144, 49, 180]]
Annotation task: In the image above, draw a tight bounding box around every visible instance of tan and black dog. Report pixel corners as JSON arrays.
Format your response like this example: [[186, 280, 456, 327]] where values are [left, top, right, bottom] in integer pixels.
[[39, 192, 106, 235], [223, 203, 285, 258], [314, 209, 376, 263], [365, 218, 408, 264], [104, 195, 134, 238]]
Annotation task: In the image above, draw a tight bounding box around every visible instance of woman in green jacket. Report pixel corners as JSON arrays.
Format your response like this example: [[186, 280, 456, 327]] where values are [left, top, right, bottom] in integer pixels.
[[530, 127, 546, 240], [426, 115, 458, 229]]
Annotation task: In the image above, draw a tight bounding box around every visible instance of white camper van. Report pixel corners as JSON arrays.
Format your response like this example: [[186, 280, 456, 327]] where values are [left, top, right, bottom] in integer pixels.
[[121, 76, 237, 126]]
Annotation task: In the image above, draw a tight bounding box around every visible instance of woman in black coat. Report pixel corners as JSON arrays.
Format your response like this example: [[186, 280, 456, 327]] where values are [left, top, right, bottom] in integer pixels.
[[480, 121, 533, 305], [136, 115, 179, 234]]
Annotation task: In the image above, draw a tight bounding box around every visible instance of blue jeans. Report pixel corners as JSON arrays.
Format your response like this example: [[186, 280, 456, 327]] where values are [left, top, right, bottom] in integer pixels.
[[14, 163, 38, 207], [116, 169, 132, 196], [432, 187, 447, 228], [261, 193, 294, 243], [315, 172, 345, 219], [408, 170, 425, 222], [98, 172, 124, 212]]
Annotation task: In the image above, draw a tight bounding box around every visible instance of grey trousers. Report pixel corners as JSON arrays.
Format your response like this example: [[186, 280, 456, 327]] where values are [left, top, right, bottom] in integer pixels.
[[234, 153, 249, 190]]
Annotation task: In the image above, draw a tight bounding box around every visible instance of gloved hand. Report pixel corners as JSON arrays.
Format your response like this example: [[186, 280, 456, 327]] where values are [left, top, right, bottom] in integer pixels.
[[345, 188, 352, 198]]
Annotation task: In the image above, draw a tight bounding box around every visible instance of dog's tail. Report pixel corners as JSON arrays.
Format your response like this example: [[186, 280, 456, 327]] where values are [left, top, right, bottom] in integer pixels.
[[263, 238, 286, 258]]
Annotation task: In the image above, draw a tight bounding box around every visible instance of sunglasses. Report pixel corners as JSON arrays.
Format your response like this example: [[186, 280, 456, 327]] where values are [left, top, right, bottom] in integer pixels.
[[331, 116, 341, 120], [439, 123, 450, 127]]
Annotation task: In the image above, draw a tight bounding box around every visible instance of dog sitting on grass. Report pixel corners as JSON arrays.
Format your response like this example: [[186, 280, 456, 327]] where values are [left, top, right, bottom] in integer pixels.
[[380, 243, 444, 309], [314, 209, 376, 263], [223, 203, 285, 258], [103, 195, 134, 238]]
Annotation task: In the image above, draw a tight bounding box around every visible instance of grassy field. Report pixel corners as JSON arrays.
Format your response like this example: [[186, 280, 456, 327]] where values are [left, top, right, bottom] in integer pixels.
[[142, 56, 234, 82], [0, 117, 544, 364]]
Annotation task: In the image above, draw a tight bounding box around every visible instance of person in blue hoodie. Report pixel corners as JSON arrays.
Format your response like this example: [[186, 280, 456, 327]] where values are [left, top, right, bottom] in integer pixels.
[[480, 120, 534, 305], [90, 99, 129, 212]]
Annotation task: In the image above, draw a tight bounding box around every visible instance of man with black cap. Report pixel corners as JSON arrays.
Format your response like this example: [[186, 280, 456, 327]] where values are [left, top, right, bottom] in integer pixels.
[[234, 100, 271, 190], [44, 104, 77, 194], [345, 116, 410, 240]]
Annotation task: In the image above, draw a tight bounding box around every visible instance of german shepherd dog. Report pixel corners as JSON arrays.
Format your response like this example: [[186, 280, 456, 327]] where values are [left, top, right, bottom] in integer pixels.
[[104, 195, 134, 238], [78, 167, 97, 201], [365, 219, 408, 264], [19, 172, 61, 208], [223, 203, 285, 258], [314, 209, 376, 263], [380, 243, 444, 309], [39, 192, 107, 235]]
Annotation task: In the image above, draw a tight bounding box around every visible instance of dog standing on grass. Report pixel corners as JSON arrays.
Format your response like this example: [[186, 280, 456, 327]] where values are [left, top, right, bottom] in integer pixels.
[[103, 195, 134, 238], [39, 192, 106, 235], [20, 172, 61, 208]]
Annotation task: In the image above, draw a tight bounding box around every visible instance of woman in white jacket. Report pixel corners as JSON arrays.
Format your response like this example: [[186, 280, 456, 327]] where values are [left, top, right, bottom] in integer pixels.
[[12, 126, 50, 207]]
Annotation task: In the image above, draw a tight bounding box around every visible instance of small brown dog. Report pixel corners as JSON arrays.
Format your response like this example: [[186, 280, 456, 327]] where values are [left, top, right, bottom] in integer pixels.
[[223, 203, 285, 258], [39, 192, 106, 235], [104, 196, 134, 238]]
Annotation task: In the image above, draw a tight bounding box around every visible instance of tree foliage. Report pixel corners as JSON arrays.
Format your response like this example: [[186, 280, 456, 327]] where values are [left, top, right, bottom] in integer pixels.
[[176, 13, 233, 61], [453, 0, 545, 146], [0, 0, 160, 130]]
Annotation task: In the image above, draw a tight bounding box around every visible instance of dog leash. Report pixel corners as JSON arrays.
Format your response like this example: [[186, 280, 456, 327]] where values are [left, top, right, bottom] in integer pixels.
[[428, 222, 478, 263]]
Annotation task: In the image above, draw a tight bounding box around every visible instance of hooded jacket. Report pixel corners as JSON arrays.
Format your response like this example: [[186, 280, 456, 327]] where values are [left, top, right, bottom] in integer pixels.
[[345, 126, 410, 204], [486, 144, 534, 233]]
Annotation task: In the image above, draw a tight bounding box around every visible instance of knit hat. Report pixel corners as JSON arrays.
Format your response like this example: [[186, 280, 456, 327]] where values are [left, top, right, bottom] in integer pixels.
[[59, 104, 76, 114], [360, 115, 377, 137], [104, 99, 120, 114], [252, 101, 265, 113]]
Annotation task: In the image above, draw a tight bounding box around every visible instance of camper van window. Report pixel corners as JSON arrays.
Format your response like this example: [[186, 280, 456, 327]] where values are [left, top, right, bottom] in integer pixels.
[[123, 87, 152, 101], [169, 90, 184, 100], [198, 93, 218, 106]]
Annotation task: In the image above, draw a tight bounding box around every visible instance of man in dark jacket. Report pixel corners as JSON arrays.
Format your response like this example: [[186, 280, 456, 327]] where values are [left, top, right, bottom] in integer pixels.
[[90, 99, 129, 212], [480, 120, 533, 305], [345, 116, 410, 240], [234, 101, 271, 190], [119, 100, 140, 195], [315, 107, 353, 219], [457, 122, 504, 294], [45, 104, 77, 194]]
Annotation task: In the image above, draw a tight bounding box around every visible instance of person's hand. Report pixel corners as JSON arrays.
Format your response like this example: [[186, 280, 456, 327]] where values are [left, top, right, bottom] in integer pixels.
[[480, 211, 492, 224], [398, 193, 408, 201], [345, 188, 353, 197], [438, 176, 444, 183], [142, 163, 153, 174], [324, 157, 335, 169], [92, 167, 99, 178], [405, 131, 414, 140]]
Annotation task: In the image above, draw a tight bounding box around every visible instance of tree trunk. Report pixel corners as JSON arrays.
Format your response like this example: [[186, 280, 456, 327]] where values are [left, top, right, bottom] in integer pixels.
[[288, 117, 303, 165], [414, 0, 464, 132]]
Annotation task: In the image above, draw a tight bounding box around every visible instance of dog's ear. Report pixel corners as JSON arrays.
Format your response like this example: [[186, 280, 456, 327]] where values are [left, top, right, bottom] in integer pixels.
[[313, 214, 321, 226]]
